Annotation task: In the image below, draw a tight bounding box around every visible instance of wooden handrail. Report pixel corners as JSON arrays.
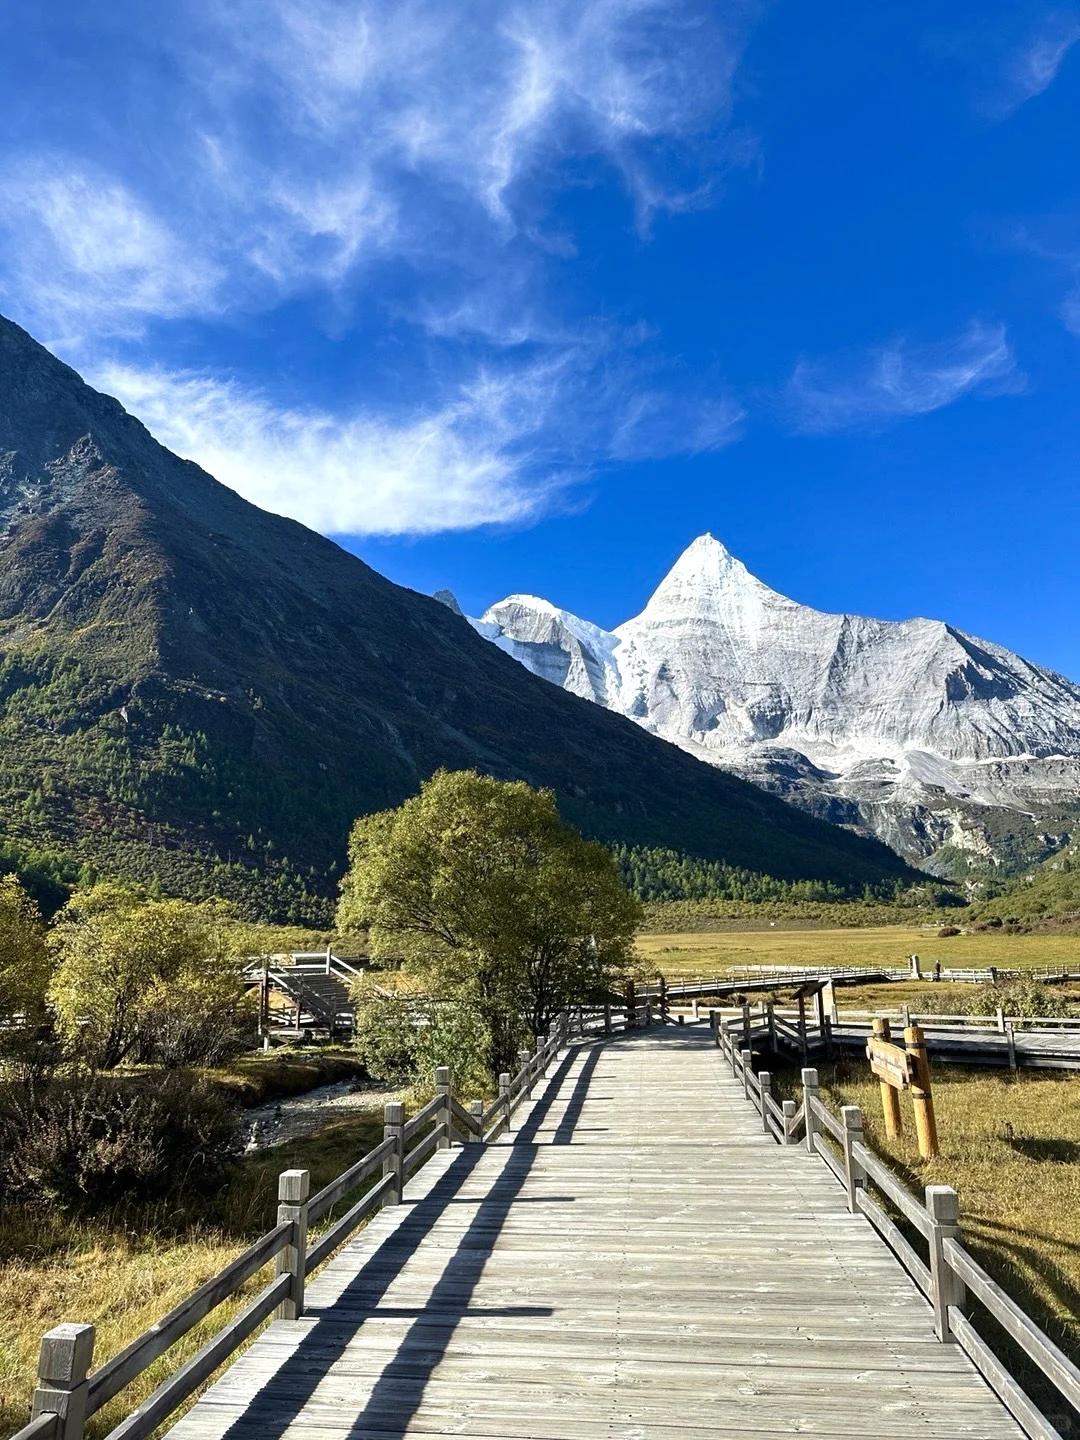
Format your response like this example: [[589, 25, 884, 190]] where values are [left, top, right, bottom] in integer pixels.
[[14, 1009, 592, 1440], [849, 1140, 931, 1238], [308, 1136, 395, 1222], [103, 1274, 291, 1440], [403, 1093, 445, 1142], [947, 1308, 1064, 1440], [717, 1005, 1080, 1439], [305, 1174, 396, 1274], [943, 1238, 1080, 1414], [86, 1220, 294, 1412]]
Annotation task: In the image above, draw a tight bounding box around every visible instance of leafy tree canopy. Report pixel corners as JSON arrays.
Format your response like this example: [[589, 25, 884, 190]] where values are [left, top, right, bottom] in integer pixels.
[[0, 874, 48, 1038], [47, 887, 252, 1069], [339, 770, 642, 1074]]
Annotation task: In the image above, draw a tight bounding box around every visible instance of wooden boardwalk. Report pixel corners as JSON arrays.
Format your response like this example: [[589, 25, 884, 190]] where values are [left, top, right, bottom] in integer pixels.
[[169, 1026, 1023, 1440]]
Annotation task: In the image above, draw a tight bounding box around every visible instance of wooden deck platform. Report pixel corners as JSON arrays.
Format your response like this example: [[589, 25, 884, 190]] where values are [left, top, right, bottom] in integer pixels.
[[168, 1026, 1023, 1439]]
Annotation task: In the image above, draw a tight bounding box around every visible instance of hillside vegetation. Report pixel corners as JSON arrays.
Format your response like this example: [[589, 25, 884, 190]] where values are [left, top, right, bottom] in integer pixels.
[[975, 843, 1080, 922]]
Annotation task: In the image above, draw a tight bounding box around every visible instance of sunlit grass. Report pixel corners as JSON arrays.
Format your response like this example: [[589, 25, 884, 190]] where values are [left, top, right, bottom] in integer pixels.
[[0, 1109, 386, 1439], [636, 924, 1080, 979]]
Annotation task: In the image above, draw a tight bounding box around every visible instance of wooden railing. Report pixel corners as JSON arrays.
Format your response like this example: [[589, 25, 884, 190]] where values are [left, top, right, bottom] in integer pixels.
[[704, 997, 1080, 1073], [12, 1018, 574, 1440], [714, 1011, 1080, 1440]]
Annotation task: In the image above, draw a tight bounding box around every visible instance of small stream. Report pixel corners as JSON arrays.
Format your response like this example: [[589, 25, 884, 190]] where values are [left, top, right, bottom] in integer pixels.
[[242, 1077, 409, 1151]]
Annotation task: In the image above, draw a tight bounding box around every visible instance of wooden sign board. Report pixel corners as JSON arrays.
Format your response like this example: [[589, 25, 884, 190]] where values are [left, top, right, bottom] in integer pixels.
[[866, 1037, 911, 1089]]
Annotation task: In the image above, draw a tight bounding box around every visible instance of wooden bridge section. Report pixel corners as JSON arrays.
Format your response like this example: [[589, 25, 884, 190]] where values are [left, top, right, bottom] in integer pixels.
[[168, 1026, 1024, 1440]]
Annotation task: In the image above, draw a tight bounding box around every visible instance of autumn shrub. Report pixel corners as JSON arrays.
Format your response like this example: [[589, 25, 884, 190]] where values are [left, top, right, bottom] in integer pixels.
[[0, 1070, 241, 1215], [352, 987, 493, 1096]]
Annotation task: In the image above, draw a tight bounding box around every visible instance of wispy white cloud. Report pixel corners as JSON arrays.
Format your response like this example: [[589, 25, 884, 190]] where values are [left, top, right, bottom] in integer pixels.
[[95, 361, 565, 535], [786, 322, 1022, 434], [0, 0, 754, 338], [607, 388, 744, 459], [0, 0, 755, 535], [0, 164, 223, 342], [94, 339, 739, 535], [984, 10, 1080, 118]]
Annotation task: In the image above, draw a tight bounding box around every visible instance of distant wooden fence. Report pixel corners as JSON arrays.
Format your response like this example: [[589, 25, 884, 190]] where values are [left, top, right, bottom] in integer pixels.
[[707, 997, 1080, 1072], [12, 1016, 588, 1440], [714, 1010, 1080, 1440]]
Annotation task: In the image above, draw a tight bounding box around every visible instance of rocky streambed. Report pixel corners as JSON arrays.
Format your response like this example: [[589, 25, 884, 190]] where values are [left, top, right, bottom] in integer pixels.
[[242, 1077, 409, 1150]]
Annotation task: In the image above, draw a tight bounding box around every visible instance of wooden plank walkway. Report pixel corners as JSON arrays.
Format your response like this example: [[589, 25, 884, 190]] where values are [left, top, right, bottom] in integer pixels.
[[169, 1025, 1023, 1439]]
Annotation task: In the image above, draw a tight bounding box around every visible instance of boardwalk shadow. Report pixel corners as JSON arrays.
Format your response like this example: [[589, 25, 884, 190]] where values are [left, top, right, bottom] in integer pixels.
[[224, 1037, 607, 1440]]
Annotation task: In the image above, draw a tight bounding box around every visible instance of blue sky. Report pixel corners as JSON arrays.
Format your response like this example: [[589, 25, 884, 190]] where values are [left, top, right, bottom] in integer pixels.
[[2, 1, 1079, 673]]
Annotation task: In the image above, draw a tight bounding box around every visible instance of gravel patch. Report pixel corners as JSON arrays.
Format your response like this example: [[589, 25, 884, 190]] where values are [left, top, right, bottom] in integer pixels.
[[242, 1078, 409, 1151]]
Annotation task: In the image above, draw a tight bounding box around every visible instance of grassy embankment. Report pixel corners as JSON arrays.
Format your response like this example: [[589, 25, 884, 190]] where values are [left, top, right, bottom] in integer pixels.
[[207, 1047, 369, 1106], [0, 1098, 385, 1439]]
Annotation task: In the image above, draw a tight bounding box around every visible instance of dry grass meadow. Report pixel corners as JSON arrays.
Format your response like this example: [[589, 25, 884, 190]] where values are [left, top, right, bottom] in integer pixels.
[[0, 1109, 385, 1440], [636, 923, 1080, 980]]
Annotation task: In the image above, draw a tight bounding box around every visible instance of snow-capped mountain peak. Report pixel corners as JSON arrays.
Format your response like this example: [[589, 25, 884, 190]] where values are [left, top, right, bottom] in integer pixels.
[[454, 535, 1080, 872]]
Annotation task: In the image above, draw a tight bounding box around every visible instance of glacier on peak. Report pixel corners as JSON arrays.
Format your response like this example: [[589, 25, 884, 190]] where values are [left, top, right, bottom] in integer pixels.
[[457, 535, 1080, 872]]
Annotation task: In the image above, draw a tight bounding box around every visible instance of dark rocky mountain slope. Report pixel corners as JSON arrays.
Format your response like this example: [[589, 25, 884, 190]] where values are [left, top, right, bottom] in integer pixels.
[[0, 315, 916, 920]]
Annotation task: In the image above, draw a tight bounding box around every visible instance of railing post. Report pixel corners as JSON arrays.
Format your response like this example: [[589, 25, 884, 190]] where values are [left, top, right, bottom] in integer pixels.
[[758, 1071, 772, 1132], [604, 1002, 612, 1035], [383, 1101, 404, 1204], [499, 1072, 511, 1134], [435, 1066, 452, 1149], [468, 1098, 484, 1142], [625, 980, 636, 1029], [741, 1048, 752, 1099], [802, 1067, 819, 1155], [926, 1185, 965, 1341], [274, 1169, 310, 1319], [31, 1323, 95, 1440], [518, 1049, 533, 1098], [840, 1106, 865, 1213], [1005, 1021, 1017, 1071], [709, 1010, 718, 1045], [782, 1099, 797, 1145], [766, 1001, 777, 1054], [741, 1001, 751, 1050]]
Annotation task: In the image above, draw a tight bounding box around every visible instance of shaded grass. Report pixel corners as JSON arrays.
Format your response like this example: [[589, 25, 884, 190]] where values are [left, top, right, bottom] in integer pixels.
[[0, 1108, 386, 1439], [204, 1048, 369, 1107]]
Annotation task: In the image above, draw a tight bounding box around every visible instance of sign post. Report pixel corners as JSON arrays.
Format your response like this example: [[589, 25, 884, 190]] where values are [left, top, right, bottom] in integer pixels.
[[904, 1024, 939, 1160], [870, 1017, 903, 1139]]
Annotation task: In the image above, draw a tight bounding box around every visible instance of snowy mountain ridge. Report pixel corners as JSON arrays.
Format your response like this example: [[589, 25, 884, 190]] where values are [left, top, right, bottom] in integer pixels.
[[456, 534, 1080, 873]]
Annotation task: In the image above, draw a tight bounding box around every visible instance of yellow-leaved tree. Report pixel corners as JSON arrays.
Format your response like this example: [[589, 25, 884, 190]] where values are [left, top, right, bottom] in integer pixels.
[[47, 887, 254, 1068], [0, 874, 49, 1056]]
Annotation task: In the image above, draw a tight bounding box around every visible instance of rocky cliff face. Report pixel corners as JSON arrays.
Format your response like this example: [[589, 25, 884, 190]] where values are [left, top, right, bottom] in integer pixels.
[[465, 535, 1080, 874]]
